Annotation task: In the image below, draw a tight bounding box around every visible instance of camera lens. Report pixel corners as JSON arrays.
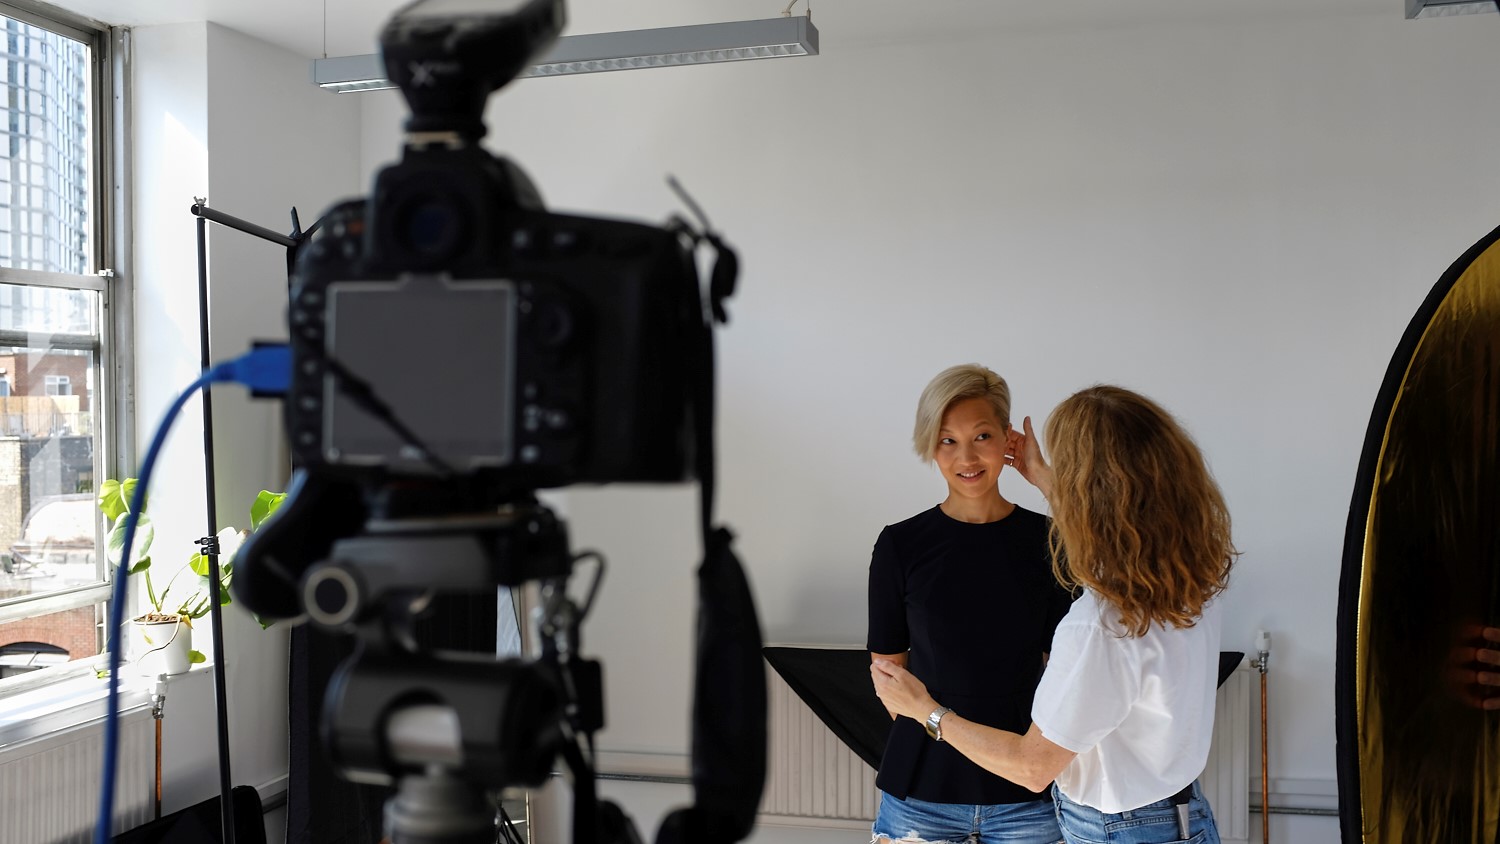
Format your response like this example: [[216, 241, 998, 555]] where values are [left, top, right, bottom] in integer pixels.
[[304, 564, 361, 628]]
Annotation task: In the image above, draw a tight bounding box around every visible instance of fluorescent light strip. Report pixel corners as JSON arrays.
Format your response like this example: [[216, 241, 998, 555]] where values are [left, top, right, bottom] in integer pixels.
[[314, 54, 394, 92], [1406, 0, 1499, 18], [313, 16, 819, 93], [521, 42, 808, 77]]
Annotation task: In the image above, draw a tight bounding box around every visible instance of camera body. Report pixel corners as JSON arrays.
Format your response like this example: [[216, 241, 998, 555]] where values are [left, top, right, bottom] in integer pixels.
[[234, 3, 765, 840], [286, 142, 703, 494]]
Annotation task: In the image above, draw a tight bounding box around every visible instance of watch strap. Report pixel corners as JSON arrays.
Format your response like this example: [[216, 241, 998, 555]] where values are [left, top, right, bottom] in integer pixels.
[[924, 705, 953, 741]]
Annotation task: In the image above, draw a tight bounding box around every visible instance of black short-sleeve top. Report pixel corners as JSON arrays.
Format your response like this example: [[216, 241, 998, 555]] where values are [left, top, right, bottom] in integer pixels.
[[867, 504, 1075, 805]]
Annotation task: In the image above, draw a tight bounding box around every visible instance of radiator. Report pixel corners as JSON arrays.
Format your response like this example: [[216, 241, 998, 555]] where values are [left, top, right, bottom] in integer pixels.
[[759, 658, 879, 828], [1199, 664, 1255, 844], [0, 706, 155, 843], [759, 651, 1256, 839]]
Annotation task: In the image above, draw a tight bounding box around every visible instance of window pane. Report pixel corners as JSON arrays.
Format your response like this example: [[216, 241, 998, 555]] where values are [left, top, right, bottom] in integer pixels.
[[0, 602, 99, 678], [0, 15, 90, 274], [0, 282, 102, 604]]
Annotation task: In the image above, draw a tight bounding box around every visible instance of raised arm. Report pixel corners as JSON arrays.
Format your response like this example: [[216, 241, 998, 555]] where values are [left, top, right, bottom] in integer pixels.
[[1005, 416, 1054, 499], [871, 658, 1075, 792]]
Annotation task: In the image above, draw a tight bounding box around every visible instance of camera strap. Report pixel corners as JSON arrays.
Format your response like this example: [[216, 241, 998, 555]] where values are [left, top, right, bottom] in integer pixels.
[[656, 222, 767, 844]]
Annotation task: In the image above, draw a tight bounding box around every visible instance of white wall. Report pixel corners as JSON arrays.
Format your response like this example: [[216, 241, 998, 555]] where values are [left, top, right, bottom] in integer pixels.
[[130, 20, 360, 840], [354, 8, 1500, 843]]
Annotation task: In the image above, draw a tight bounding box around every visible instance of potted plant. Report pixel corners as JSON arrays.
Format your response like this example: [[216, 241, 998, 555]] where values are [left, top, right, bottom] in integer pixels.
[[97, 478, 286, 675]]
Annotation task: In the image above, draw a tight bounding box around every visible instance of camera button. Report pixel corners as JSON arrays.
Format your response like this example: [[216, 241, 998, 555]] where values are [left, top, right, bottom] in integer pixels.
[[551, 229, 586, 254], [512, 228, 539, 255]]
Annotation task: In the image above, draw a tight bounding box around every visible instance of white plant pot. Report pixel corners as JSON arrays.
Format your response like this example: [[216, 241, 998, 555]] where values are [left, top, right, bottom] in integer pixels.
[[131, 617, 192, 676]]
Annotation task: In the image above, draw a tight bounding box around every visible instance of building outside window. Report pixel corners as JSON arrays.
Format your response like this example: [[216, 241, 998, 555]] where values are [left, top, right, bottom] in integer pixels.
[[0, 2, 123, 687]]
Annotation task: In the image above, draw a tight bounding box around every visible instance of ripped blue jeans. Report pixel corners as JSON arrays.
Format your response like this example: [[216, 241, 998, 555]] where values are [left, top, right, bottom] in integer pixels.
[[872, 791, 1063, 844]]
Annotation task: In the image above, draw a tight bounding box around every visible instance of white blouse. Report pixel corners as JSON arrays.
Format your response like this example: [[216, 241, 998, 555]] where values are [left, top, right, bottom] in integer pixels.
[[1031, 589, 1222, 813]]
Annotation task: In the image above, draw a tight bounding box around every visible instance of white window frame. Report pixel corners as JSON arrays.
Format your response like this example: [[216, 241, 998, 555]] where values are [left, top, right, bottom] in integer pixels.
[[0, 0, 132, 697]]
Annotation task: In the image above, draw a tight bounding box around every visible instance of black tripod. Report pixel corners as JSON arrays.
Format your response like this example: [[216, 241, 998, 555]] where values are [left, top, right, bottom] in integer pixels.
[[300, 492, 641, 844]]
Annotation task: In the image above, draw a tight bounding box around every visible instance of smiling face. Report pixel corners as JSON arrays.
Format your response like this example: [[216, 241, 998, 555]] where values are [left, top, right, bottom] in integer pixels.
[[934, 396, 1010, 504]]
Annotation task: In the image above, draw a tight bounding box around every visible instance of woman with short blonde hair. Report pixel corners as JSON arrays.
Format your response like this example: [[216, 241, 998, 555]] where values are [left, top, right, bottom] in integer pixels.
[[867, 364, 1074, 844], [874, 385, 1238, 844], [911, 364, 1012, 462]]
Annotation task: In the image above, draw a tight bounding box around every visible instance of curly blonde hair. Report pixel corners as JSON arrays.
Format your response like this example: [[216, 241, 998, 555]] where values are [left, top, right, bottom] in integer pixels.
[[1045, 385, 1237, 636]]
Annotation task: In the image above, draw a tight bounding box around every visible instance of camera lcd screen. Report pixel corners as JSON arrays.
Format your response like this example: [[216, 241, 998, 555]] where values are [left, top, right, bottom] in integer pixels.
[[324, 275, 516, 472]]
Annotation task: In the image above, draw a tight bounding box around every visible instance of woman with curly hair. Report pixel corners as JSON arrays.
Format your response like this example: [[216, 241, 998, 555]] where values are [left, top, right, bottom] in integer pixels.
[[872, 385, 1238, 844]]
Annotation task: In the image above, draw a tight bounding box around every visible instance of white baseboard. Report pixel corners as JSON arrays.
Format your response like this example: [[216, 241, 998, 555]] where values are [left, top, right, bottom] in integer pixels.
[[756, 814, 870, 831], [594, 750, 690, 780]]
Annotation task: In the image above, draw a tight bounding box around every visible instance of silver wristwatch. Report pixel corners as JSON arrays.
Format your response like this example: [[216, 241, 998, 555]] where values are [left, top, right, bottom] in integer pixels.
[[923, 705, 954, 742]]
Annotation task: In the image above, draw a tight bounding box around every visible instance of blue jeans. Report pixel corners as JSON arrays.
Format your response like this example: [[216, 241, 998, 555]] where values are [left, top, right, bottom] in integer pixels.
[[873, 791, 1063, 844], [1051, 781, 1221, 844]]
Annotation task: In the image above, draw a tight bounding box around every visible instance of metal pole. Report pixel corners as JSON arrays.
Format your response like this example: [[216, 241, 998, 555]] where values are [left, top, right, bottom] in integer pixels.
[[154, 718, 162, 820], [1255, 631, 1271, 844], [1260, 670, 1269, 844], [184, 198, 311, 842], [191, 202, 296, 248], [196, 209, 237, 844]]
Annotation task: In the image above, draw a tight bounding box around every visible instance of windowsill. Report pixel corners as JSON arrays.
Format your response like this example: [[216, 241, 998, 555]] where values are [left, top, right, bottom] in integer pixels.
[[0, 660, 213, 750]]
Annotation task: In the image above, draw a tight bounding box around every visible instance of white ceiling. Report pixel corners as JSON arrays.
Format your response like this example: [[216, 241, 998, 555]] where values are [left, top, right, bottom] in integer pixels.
[[44, 0, 1395, 61]]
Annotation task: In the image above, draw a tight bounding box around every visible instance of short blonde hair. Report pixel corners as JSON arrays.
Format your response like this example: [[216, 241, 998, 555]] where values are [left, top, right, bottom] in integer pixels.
[[912, 364, 1011, 463], [1045, 385, 1237, 636]]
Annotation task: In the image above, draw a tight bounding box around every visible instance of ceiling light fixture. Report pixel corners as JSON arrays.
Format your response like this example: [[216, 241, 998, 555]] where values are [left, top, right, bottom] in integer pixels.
[[1405, 0, 1499, 18], [313, 15, 820, 93]]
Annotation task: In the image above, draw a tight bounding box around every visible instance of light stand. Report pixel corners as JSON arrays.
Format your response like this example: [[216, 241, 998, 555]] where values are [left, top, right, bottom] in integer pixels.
[[187, 199, 317, 844]]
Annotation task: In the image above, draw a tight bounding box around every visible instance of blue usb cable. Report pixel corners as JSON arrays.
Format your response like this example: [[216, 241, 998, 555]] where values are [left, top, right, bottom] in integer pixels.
[[94, 344, 289, 844]]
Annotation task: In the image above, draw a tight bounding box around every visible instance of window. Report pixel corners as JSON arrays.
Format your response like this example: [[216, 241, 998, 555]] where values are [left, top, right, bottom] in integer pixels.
[[0, 2, 123, 692]]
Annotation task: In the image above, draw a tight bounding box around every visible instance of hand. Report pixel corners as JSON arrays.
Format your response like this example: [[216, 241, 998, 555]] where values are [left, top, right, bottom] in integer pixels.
[[1447, 623, 1500, 710], [1005, 416, 1054, 498], [871, 658, 939, 722]]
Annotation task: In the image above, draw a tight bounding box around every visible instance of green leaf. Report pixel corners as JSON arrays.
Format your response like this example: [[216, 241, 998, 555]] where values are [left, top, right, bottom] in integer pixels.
[[188, 553, 208, 578], [253, 613, 275, 630], [98, 477, 146, 523], [180, 598, 206, 620], [186, 650, 206, 664], [127, 555, 151, 575], [97, 478, 125, 522], [250, 490, 287, 531], [144, 568, 159, 613], [106, 512, 153, 566], [120, 478, 140, 512]]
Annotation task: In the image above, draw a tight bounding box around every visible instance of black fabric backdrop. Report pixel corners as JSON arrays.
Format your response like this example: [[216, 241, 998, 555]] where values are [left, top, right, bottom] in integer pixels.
[[762, 646, 1246, 772]]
